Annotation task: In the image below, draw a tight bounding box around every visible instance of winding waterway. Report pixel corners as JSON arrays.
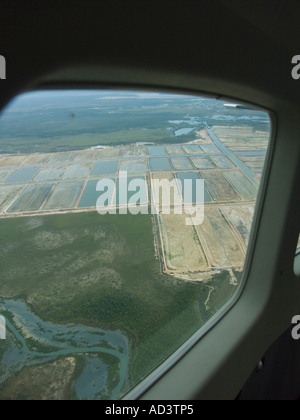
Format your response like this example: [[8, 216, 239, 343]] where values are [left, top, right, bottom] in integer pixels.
[[0, 299, 128, 400]]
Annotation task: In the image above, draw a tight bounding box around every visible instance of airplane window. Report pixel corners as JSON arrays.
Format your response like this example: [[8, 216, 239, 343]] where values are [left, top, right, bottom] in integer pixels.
[[0, 90, 271, 400]]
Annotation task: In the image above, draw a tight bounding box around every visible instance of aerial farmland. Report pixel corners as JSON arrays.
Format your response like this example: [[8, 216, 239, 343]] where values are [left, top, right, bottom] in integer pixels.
[[0, 91, 271, 399]]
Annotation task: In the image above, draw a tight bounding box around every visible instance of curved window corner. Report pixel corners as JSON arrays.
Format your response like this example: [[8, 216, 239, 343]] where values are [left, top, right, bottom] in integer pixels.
[[0, 90, 271, 400], [297, 235, 300, 253], [294, 235, 300, 277], [294, 253, 300, 277]]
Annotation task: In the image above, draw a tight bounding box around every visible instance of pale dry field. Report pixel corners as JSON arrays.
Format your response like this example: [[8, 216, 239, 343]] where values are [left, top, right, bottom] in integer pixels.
[[194, 207, 244, 268], [221, 205, 255, 250], [0, 155, 29, 167], [213, 126, 269, 151], [158, 204, 256, 280], [159, 213, 209, 274]]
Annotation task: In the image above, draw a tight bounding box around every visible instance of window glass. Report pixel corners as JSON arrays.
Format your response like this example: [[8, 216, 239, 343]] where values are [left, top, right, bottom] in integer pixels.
[[0, 91, 271, 400]]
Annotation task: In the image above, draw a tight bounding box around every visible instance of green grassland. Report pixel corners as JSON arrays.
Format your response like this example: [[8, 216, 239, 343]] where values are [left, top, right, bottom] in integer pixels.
[[0, 212, 235, 394], [0, 128, 174, 154]]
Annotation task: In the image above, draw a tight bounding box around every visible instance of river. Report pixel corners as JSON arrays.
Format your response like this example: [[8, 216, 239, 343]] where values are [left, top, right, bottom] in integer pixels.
[[0, 299, 128, 400]]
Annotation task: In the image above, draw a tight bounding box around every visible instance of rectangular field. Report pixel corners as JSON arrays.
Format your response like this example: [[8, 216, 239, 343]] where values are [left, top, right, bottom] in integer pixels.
[[0, 186, 24, 213], [24, 154, 50, 166], [122, 145, 147, 158], [6, 167, 41, 183], [200, 144, 221, 154], [176, 172, 211, 203], [119, 160, 148, 173], [61, 164, 91, 179], [114, 176, 147, 206], [166, 146, 186, 155], [149, 157, 172, 171], [159, 213, 209, 273], [190, 156, 215, 169], [239, 157, 265, 172], [221, 206, 255, 248], [78, 179, 115, 208], [46, 152, 75, 165], [43, 182, 84, 210], [214, 126, 253, 137], [0, 169, 15, 183], [91, 161, 120, 176], [183, 145, 202, 154], [95, 148, 123, 159], [151, 172, 182, 211], [227, 143, 268, 151], [199, 171, 240, 202], [0, 155, 29, 167], [73, 149, 101, 162], [7, 184, 53, 213], [170, 157, 193, 170], [222, 170, 257, 200], [195, 208, 244, 267], [34, 167, 65, 181], [213, 127, 269, 151], [209, 155, 235, 169], [148, 146, 166, 157]]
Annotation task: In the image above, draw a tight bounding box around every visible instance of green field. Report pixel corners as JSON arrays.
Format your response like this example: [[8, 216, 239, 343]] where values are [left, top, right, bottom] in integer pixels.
[[0, 212, 235, 397], [0, 129, 175, 154]]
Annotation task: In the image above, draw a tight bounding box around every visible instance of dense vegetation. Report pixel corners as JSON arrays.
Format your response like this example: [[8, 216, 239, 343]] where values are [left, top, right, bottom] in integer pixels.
[[0, 212, 235, 393]]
